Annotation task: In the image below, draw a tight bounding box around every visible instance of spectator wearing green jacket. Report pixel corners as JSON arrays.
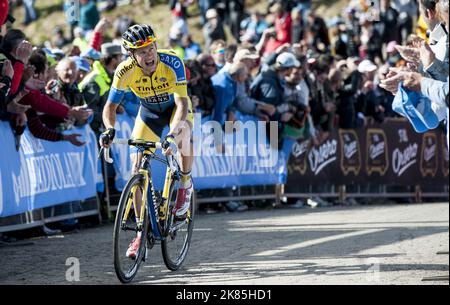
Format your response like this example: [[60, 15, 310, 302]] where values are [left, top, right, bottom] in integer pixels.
[[79, 43, 123, 134]]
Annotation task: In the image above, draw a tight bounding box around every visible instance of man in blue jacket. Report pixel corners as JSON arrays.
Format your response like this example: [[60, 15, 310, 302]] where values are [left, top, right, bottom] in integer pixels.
[[211, 62, 248, 126], [250, 52, 300, 122]]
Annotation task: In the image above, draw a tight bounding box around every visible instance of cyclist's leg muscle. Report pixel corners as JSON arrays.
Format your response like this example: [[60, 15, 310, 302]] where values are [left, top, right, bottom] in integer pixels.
[[169, 98, 194, 173]]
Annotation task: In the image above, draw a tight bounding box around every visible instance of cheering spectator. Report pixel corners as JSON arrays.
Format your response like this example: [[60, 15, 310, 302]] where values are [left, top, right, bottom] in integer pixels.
[[182, 35, 202, 61], [203, 9, 227, 50], [195, 53, 217, 116], [263, 1, 292, 55], [357, 59, 386, 123], [219, 44, 238, 73], [379, 0, 400, 44], [228, 0, 246, 42], [212, 62, 248, 126], [392, 0, 418, 44], [199, 0, 217, 25], [79, 0, 101, 33], [52, 27, 70, 49], [23, 0, 38, 25], [251, 52, 299, 124], [291, 7, 305, 44], [0, 58, 14, 117], [209, 40, 227, 70], [336, 57, 363, 129], [240, 10, 268, 44], [39, 58, 89, 132], [418, 0, 448, 62], [79, 42, 123, 133], [229, 49, 276, 121]]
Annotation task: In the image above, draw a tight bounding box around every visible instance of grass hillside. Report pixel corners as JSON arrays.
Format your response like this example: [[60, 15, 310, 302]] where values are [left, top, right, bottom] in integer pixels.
[[11, 0, 347, 47]]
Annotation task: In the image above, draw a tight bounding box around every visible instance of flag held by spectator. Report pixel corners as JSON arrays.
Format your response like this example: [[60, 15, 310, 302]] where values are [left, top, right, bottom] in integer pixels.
[[392, 84, 440, 133]]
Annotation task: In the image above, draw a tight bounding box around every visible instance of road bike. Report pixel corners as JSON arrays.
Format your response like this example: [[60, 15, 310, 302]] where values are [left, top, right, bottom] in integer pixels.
[[102, 139, 195, 283]]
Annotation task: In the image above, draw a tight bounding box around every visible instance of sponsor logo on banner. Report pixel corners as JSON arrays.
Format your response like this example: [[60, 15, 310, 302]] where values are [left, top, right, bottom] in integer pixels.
[[420, 133, 438, 177], [392, 129, 418, 177], [393, 144, 418, 177], [308, 140, 338, 175], [442, 134, 449, 177], [366, 129, 389, 175], [11, 132, 88, 206], [339, 130, 361, 176], [288, 140, 310, 175]]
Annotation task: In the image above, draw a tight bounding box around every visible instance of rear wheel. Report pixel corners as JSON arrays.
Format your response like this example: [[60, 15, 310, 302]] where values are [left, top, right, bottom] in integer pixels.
[[161, 179, 195, 271], [113, 174, 149, 283]]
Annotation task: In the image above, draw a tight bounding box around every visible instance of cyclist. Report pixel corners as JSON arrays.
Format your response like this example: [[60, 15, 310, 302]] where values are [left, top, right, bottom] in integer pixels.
[[99, 24, 194, 259]]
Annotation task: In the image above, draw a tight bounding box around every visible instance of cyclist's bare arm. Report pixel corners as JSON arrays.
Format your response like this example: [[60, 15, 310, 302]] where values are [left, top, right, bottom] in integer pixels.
[[170, 96, 190, 137], [101, 100, 120, 148]]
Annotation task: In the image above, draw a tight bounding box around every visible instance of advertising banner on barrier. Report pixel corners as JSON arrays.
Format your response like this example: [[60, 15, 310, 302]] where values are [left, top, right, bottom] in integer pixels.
[[0, 122, 100, 218], [286, 119, 449, 192], [110, 112, 287, 191]]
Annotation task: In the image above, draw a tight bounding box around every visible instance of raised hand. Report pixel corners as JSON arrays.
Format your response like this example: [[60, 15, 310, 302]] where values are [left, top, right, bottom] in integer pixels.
[[2, 59, 14, 79], [419, 41, 436, 69], [63, 133, 86, 147], [395, 45, 420, 64], [69, 106, 93, 121], [15, 40, 33, 64]]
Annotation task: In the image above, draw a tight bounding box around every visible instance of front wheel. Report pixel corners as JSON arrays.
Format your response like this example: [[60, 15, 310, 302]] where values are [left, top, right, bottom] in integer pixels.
[[113, 174, 149, 283], [161, 180, 195, 271]]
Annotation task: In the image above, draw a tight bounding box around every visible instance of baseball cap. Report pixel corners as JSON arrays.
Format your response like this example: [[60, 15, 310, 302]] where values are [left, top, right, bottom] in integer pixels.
[[386, 41, 398, 53], [81, 47, 101, 60], [51, 49, 65, 60], [357, 59, 377, 73], [233, 49, 259, 63], [392, 84, 440, 133], [206, 9, 218, 20], [71, 56, 91, 72], [276, 52, 301, 69], [101, 43, 122, 57]]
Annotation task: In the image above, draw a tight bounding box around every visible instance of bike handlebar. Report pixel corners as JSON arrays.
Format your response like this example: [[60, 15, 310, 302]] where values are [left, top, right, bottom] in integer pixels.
[[100, 139, 177, 172]]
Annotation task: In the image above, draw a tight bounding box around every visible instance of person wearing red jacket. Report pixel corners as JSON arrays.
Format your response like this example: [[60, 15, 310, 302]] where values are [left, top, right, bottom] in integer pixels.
[[263, 1, 292, 56], [19, 50, 92, 146]]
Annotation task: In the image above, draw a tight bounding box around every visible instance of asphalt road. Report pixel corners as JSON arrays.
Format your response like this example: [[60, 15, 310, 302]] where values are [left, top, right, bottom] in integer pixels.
[[0, 202, 448, 285]]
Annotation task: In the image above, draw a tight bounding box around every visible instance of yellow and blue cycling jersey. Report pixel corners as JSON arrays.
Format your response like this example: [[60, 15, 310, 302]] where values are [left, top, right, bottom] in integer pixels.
[[108, 49, 194, 144], [109, 49, 189, 113]]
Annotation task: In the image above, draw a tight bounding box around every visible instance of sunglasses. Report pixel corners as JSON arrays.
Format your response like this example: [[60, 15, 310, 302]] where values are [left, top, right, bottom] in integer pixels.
[[213, 49, 225, 55]]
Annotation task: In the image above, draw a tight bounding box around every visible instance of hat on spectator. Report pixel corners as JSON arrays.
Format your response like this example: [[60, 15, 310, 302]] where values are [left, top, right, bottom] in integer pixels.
[[0, 0, 14, 25], [276, 52, 301, 69], [0, 0, 8, 25], [357, 59, 377, 73], [206, 9, 218, 20], [345, 6, 356, 15], [392, 84, 440, 133], [42, 48, 57, 67], [386, 41, 398, 53], [101, 43, 122, 57], [233, 49, 259, 63], [71, 56, 91, 73], [81, 47, 101, 61], [51, 49, 65, 60]]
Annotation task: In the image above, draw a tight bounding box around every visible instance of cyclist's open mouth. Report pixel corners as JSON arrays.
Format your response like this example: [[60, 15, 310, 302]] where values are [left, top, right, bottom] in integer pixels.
[[145, 59, 155, 67]]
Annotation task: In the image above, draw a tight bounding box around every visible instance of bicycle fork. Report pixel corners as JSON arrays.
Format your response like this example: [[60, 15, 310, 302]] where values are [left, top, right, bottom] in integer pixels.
[[121, 170, 151, 232]]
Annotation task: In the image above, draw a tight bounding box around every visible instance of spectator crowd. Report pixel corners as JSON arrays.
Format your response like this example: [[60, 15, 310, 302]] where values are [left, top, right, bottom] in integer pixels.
[[1, 0, 448, 211]]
